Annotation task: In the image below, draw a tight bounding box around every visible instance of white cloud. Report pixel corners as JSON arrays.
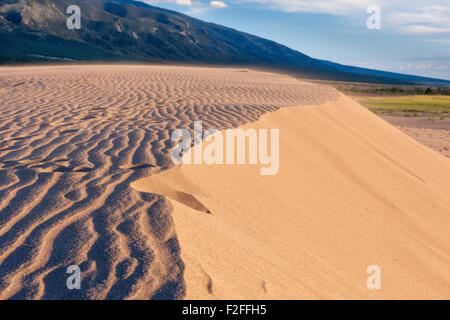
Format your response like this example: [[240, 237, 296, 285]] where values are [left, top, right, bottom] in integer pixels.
[[233, 0, 378, 15], [210, 1, 227, 8], [384, 4, 450, 35], [174, 0, 192, 5], [234, 1, 450, 37], [401, 25, 450, 34], [142, 0, 192, 6], [427, 39, 450, 45]]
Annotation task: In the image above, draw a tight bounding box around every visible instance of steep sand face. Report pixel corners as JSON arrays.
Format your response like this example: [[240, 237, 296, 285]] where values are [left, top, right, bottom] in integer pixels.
[[0, 65, 338, 299], [133, 95, 450, 299]]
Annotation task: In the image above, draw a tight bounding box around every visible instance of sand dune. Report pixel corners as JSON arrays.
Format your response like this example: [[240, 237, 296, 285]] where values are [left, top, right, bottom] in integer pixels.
[[1, 65, 449, 300], [133, 95, 450, 299], [0, 65, 338, 299]]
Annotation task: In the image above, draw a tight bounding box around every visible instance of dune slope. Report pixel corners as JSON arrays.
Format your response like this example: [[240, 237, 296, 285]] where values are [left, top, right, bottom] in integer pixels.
[[133, 95, 450, 299], [0, 65, 338, 299]]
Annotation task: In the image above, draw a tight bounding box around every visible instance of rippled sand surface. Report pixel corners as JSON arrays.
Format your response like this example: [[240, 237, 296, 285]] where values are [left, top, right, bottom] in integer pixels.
[[0, 65, 338, 299]]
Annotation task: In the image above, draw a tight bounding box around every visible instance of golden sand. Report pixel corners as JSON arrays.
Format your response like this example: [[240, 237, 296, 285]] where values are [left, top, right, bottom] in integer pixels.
[[133, 95, 450, 299], [0, 65, 449, 299]]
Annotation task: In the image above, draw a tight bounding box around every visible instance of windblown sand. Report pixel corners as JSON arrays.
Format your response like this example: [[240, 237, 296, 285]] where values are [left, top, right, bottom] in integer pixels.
[[0, 65, 449, 299]]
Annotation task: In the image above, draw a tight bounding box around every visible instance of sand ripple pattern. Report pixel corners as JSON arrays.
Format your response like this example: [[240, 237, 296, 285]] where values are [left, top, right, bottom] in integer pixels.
[[0, 65, 338, 299]]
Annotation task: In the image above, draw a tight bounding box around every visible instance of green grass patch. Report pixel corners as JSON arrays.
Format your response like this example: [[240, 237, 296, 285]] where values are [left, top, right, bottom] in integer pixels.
[[353, 95, 450, 119]]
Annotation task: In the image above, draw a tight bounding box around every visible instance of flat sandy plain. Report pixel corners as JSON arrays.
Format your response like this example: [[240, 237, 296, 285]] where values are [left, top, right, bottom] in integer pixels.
[[0, 65, 449, 299], [380, 115, 450, 158]]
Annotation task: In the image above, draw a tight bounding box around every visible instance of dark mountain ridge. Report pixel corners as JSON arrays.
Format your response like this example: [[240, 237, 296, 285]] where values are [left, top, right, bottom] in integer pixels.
[[1, 0, 449, 86]]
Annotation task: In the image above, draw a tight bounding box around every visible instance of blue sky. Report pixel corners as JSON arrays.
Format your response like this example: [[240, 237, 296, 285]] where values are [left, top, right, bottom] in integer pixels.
[[140, 1, 450, 80]]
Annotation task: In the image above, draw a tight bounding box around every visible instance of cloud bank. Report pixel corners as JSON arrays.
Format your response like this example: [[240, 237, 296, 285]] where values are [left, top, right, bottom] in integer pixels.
[[142, 0, 450, 39]]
